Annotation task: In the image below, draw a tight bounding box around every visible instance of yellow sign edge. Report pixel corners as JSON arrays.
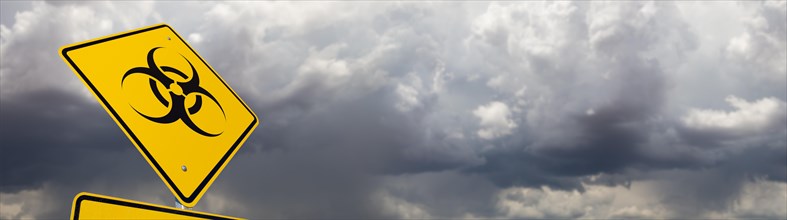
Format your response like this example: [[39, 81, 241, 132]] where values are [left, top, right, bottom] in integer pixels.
[[59, 23, 259, 207], [70, 192, 241, 220]]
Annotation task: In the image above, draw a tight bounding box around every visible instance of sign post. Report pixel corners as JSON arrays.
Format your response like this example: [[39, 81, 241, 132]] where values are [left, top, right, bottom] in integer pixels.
[[60, 23, 258, 217]]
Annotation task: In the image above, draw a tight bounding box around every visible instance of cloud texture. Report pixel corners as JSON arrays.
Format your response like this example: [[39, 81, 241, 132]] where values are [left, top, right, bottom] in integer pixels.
[[1, 1, 785, 219]]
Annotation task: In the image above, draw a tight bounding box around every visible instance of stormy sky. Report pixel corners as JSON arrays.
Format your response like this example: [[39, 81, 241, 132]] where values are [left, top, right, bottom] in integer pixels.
[[1, 1, 785, 219]]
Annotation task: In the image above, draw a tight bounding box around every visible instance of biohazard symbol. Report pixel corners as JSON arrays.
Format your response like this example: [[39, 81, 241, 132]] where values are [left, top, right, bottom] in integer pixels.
[[122, 47, 225, 137]]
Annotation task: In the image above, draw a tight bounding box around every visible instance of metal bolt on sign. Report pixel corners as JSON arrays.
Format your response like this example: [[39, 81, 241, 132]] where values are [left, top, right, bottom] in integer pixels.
[[61, 24, 258, 219]]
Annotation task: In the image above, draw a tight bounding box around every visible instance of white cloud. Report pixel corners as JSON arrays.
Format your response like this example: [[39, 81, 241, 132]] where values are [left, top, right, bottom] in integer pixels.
[[0, 1, 785, 219], [683, 96, 786, 135], [585, 108, 596, 116], [497, 184, 658, 219], [430, 61, 447, 93], [497, 179, 787, 219], [0, 185, 55, 219], [0, 1, 160, 99], [187, 32, 202, 44], [473, 101, 517, 139], [395, 83, 420, 112], [725, 179, 787, 218], [467, 2, 698, 150], [0, 200, 23, 219], [377, 190, 432, 219], [725, 0, 786, 82], [198, 190, 250, 218]]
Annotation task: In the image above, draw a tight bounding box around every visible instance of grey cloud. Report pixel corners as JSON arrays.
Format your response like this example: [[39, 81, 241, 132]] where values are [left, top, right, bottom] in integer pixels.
[[378, 171, 499, 218], [1, 1, 785, 219], [465, 1, 695, 184], [0, 89, 175, 217], [0, 90, 123, 192], [0, 1, 161, 97]]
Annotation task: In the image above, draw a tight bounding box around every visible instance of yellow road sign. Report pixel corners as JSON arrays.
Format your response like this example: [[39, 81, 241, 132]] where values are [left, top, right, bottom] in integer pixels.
[[71, 192, 239, 219], [60, 24, 258, 207]]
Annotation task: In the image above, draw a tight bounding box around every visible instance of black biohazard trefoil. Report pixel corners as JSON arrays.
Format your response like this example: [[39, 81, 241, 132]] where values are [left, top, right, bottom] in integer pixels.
[[61, 24, 259, 205], [122, 47, 225, 137]]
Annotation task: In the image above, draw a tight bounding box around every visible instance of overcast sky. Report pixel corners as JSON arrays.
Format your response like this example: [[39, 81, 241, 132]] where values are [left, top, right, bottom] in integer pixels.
[[1, 1, 785, 219]]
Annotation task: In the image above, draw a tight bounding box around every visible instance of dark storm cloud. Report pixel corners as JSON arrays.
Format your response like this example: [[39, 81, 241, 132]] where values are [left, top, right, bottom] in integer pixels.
[[464, 1, 691, 187], [1, 89, 122, 192], [1, 1, 785, 219], [0, 89, 174, 217], [207, 85, 483, 218]]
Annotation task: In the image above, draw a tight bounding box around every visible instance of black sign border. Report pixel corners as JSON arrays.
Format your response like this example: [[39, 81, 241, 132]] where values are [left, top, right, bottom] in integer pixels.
[[72, 193, 236, 219], [61, 24, 258, 204]]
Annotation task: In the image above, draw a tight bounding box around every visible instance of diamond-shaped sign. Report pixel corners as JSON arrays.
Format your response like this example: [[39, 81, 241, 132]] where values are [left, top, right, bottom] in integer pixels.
[[71, 192, 239, 219], [60, 24, 258, 207]]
